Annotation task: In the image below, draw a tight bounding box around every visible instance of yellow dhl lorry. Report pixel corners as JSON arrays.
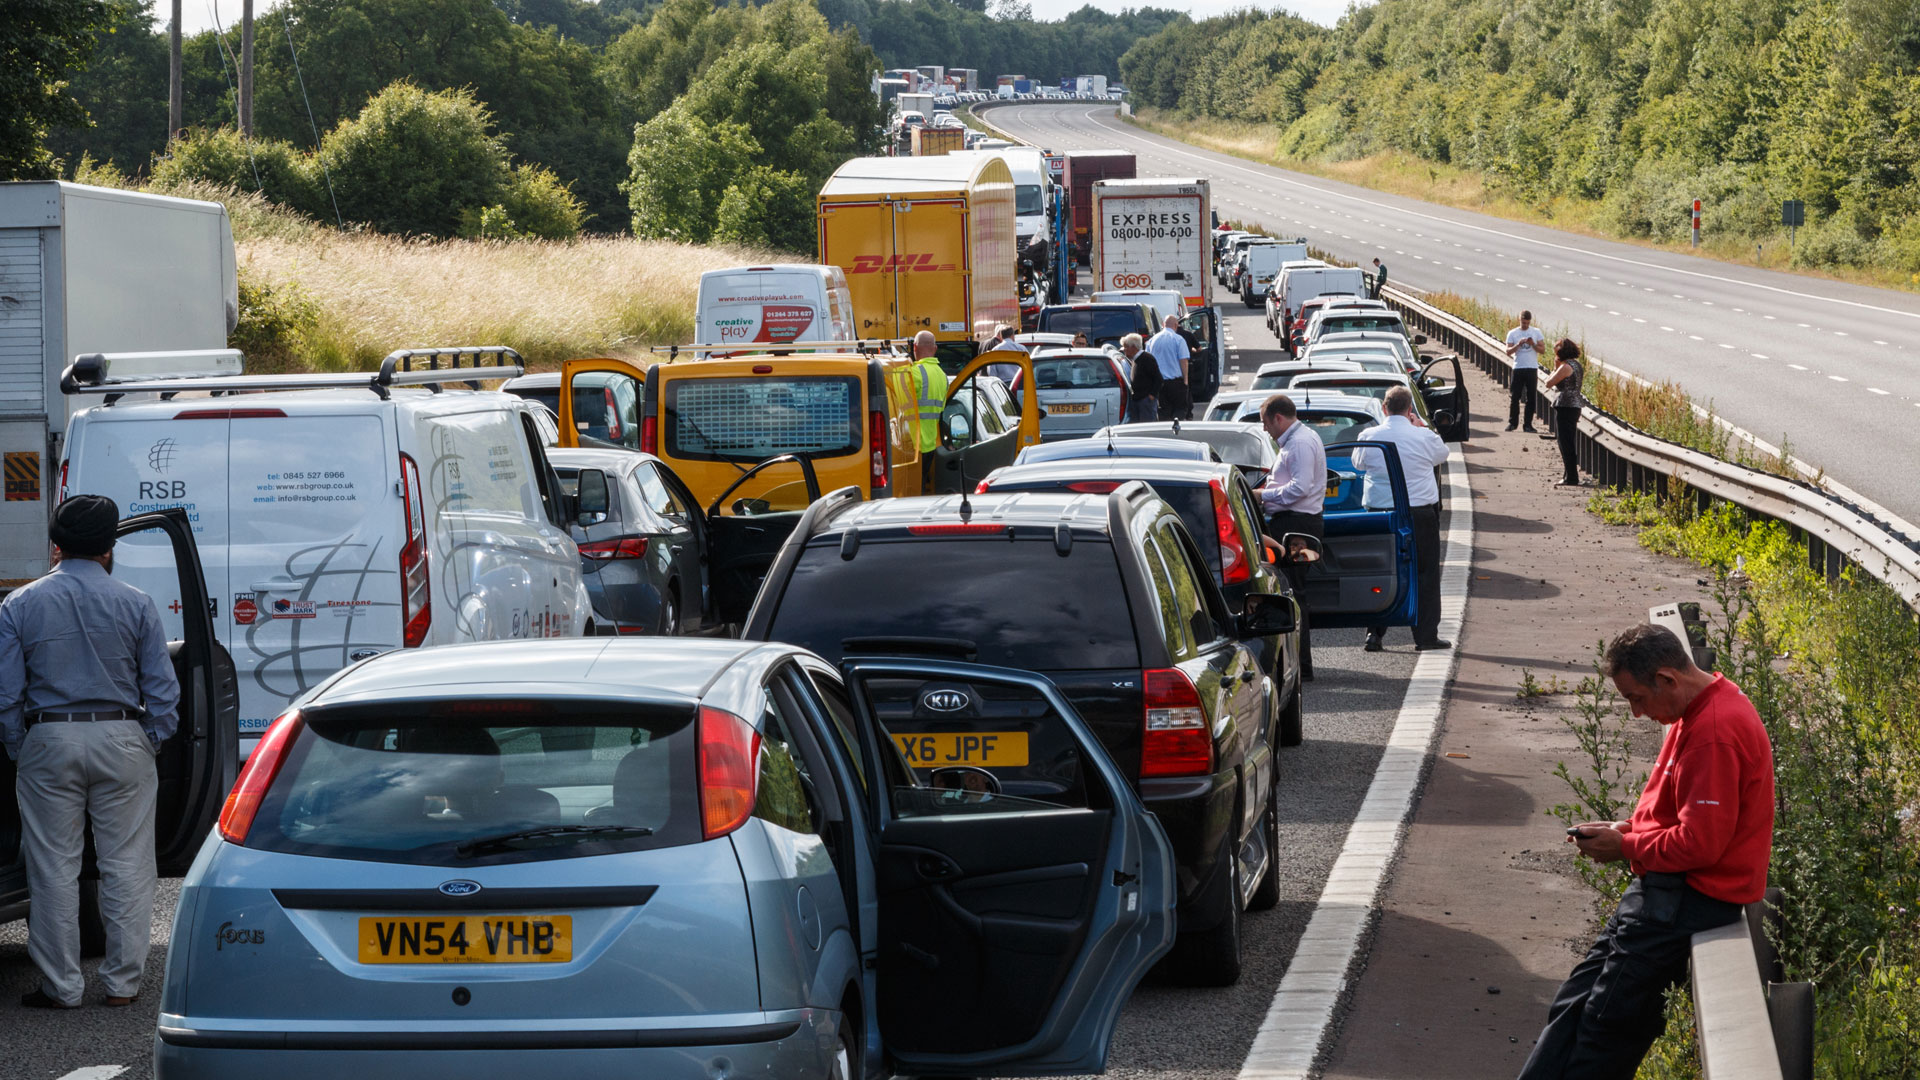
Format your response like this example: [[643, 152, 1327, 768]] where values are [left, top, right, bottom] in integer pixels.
[[909, 126, 965, 156], [817, 155, 1020, 371]]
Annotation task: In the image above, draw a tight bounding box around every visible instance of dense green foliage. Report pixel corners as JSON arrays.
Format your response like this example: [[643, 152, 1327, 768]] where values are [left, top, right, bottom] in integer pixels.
[[1121, 0, 1920, 272], [1, 0, 110, 178]]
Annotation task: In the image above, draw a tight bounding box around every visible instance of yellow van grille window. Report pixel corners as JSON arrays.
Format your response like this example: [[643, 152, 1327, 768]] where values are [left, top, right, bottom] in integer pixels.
[[665, 376, 861, 461]]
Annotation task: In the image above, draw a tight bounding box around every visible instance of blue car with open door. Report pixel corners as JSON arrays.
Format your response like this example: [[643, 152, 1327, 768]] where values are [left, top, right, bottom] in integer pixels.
[[1298, 440, 1418, 630]]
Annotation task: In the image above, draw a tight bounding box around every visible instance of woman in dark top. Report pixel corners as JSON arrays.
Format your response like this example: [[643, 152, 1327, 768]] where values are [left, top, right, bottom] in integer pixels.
[[1544, 338, 1587, 486]]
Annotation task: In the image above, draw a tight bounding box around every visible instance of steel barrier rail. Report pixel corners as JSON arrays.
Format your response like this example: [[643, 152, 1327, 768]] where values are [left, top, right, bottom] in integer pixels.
[[1381, 286, 1920, 612]]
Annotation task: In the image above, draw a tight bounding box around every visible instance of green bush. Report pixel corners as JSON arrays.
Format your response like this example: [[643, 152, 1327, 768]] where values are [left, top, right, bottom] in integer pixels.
[[229, 267, 318, 373], [623, 105, 757, 243], [459, 164, 586, 240], [318, 83, 510, 237], [713, 166, 814, 255], [151, 128, 326, 220]]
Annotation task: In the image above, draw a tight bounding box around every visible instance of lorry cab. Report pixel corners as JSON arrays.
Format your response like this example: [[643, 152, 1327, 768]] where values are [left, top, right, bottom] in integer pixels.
[[694, 264, 855, 351], [556, 346, 1042, 624], [59, 348, 592, 750]]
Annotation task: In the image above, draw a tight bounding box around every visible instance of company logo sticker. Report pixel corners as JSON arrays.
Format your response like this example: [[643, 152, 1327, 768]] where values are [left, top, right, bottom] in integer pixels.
[[232, 595, 258, 626], [271, 598, 315, 620], [438, 880, 483, 897], [147, 438, 178, 473], [921, 689, 971, 713], [847, 253, 957, 274]]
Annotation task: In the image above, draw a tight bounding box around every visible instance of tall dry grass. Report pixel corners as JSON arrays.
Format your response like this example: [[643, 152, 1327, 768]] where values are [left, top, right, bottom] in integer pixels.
[[239, 232, 788, 372]]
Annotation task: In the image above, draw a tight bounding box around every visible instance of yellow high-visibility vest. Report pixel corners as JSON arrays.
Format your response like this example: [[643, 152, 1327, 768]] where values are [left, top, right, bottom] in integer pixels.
[[912, 356, 947, 453]]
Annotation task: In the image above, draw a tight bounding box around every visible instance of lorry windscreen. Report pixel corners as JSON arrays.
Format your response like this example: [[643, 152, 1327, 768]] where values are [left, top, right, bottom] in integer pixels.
[[1015, 185, 1044, 215]]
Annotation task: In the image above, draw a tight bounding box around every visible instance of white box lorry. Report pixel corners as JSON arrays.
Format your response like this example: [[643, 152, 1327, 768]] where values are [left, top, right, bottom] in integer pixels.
[[1088, 178, 1226, 401], [0, 181, 238, 589]]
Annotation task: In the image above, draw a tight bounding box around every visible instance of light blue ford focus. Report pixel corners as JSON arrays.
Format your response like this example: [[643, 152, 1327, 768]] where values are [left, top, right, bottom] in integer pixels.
[[154, 638, 1176, 1079]]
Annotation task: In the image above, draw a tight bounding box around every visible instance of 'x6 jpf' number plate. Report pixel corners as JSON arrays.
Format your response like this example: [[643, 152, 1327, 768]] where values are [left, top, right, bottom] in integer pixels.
[[893, 732, 1029, 768], [357, 915, 572, 964]]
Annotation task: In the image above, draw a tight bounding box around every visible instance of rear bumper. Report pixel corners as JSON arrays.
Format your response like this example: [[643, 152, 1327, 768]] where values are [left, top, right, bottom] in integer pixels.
[[1140, 771, 1239, 933], [155, 1011, 820, 1079]]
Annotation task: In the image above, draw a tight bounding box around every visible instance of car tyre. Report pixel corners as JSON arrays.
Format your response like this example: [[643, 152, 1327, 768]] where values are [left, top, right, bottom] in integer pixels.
[[1249, 782, 1282, 911], [1167, 853, 1243, 987], [1278, 686, 1304, 748], [659, 589, 679, 637]]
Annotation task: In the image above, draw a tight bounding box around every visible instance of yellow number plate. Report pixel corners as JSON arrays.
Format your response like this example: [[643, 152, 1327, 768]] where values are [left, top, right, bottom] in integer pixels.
[[1048, 402, 1093, 414], [357, 915, 572, 964], [893, 731, 1029, 768]]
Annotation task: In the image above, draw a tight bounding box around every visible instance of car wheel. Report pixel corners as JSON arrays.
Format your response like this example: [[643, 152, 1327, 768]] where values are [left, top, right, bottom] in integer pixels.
[[828, 1029, 855, 1080], [658, 590, 679, 636], [1249, 781, 1282, 911], [1167, 852, 1243, 987], [1278, 686, 1304, 748]]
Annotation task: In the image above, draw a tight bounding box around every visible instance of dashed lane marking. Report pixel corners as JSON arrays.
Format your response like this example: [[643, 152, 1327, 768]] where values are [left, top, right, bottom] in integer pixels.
[[1789, 364, 1809, 370], [1870, 387, 1890, 395], [57, 1069, 128, 1080], [1237, 448, 1471, 1080], [1830, 375, 1849, 382]]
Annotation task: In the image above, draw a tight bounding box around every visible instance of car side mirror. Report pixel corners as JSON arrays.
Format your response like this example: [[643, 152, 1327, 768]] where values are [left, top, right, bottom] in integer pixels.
[[575, 469, 610, 525], [943, 413, 974, 450], [1432, 410, 1458, 430], [1237, 592, 1298, 637], [1413, 334, 1428, 345], [1280, 532, 1323, 565]]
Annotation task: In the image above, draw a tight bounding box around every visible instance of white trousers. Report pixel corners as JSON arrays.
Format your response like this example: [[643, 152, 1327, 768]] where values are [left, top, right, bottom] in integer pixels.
[[16, 718, 158, 1004]]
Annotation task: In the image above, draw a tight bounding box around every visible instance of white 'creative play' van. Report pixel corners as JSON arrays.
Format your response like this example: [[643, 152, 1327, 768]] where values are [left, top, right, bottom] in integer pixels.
[[694, 264, 856, 352]]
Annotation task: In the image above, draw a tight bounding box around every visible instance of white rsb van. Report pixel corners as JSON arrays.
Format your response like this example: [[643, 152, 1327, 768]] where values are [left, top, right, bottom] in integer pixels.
[[695, 264, 856, 353], [57, 348, 592, 747]]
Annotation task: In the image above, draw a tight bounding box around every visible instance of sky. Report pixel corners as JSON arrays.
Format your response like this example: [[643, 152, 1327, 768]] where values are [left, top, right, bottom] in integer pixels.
[[177, 0, 1353, 38]]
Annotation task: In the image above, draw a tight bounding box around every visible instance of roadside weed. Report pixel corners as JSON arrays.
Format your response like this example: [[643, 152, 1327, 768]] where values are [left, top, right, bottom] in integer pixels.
[[1516, 668, 1569, 699], [1547, 645, 1645, 912]]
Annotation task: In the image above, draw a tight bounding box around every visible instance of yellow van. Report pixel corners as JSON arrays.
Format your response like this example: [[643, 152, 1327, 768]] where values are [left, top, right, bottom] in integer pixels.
[[556, 346, 1041, 622]]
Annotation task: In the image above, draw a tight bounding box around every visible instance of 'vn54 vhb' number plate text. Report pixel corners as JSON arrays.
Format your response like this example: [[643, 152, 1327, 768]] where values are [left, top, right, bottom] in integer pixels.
[[358, 915, 572, 964]]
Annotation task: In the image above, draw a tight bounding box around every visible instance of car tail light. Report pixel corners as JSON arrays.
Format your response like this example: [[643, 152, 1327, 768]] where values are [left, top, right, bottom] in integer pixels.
[[1066, 480, 1121, 493], [975, 479, 994, 494], [1211, 479, 1251, 584], [906, 523, 1008, 536], [579, 536, 648, 560], [398, 453, 430, 648], [640, 414, 658, 455], [217, 709, 303, 843], [603, 387, 622, 441], [57, 460, 68, 502], [1142, 668, 1211, 778], [698, 706, 760, 840], [869, 409, 889, 492]]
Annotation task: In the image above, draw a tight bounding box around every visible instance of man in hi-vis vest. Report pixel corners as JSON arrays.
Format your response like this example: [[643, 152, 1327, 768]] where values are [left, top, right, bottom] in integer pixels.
[[910, 331, 948, 491]]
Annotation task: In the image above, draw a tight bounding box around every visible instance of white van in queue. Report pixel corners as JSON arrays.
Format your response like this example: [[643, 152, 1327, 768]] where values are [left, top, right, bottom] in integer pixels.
[[58, 348, 591, 749], [695, 264, 856, 353]]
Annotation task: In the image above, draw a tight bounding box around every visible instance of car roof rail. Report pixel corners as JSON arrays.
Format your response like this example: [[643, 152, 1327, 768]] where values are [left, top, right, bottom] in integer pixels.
[[651, 339, 910, 361], [63, 346, 524, 402]]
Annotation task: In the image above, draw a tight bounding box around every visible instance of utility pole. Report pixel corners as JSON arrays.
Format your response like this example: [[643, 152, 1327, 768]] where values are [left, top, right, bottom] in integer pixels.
[[240, 0, 254, 137], [169, 0, 183, 139]]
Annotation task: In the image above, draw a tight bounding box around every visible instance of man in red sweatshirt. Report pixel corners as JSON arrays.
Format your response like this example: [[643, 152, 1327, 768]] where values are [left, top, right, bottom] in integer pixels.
[[1517, 623, 1775, 1080]]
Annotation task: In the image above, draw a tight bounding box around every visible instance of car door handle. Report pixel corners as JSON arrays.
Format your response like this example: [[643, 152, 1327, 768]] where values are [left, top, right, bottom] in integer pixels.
[[1238, 669, 1258, 684], [916, 854, 962, 882]]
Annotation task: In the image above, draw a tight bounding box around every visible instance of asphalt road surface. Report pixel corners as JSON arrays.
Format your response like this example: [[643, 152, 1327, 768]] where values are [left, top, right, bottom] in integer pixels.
[[0, 306, 1430, 1079], [991, 101, 1920, 526]]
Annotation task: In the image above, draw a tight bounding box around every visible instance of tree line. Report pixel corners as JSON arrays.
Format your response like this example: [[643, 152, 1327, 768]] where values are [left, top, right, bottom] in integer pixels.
[[1120, 0, 1920, 273]]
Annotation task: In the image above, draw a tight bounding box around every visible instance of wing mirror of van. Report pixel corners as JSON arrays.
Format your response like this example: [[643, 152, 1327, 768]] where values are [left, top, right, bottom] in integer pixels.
[[1413, 334, 1428, 345], [943, 412, 974, 450], [1237, 592, 1298, 637], [575, 469, 611, 526]]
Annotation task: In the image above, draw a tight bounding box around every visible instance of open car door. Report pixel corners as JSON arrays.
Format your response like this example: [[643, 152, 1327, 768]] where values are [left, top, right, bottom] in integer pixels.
[[929, 350, 1041, 495], [556, 358, 647, 450], [1418, 355, 1471, 442], [841, 658, 1176, 1076], [1187, 307, 1224, 401], [705, 454, 821, 626], [1303, 440, 1417, 630]]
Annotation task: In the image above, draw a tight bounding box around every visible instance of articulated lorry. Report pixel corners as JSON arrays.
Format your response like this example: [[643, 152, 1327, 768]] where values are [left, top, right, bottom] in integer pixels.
[[1088, 177, 1225, 399], [910, 126, 965, 156], [817, 155, 1019, 367], [1062, 150, 1136, 263], [0, 181, 238, 588]]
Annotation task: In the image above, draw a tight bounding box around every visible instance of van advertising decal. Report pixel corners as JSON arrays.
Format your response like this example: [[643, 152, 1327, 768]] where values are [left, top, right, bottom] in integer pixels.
[[271, 598, 316, 619], [711, 303, 819, 344], [233, 595, 258, 625]]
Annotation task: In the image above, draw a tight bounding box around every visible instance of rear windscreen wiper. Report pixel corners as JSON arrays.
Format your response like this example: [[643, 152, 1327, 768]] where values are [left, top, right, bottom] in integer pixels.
[[454, 824, 653, 858]]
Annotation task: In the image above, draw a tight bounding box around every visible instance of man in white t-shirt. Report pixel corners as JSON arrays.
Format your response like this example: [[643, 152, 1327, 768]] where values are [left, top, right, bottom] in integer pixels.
[[1504, 310, 1546, 432]]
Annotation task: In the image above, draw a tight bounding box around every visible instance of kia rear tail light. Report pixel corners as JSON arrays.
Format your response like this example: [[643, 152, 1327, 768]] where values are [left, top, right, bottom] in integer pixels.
[[398, 453, 431, 648], [640, 415, 658, 455], [698, 706, 760, 840], [217, 709, 303, 843], [869, 409, 890, 492], [1211, 479, 1250, 584], [579, 536, 649, 560], [1141, 668, 1211, 778]]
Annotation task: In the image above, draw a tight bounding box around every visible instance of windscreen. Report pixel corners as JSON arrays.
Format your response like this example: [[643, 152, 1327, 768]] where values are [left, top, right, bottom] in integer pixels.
[[1038, 308, 1140, 345], [1015, 184, 1045, 216], [769, 538, 1140, 668], [243, 701, 700, 866], [664, 375, 861, 461], [1320, 316, 1405, 335], [1032, 355, 1120, 390]]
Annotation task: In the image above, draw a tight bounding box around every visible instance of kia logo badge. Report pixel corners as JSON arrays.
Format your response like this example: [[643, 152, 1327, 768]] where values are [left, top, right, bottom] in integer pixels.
[[438, 879, 483, 897], [922, 689, 970, 713]]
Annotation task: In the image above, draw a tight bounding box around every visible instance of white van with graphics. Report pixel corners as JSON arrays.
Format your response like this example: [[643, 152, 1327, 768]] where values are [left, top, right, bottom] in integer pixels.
[[695, 264, 855, 352], [57, 348, 591, 749]]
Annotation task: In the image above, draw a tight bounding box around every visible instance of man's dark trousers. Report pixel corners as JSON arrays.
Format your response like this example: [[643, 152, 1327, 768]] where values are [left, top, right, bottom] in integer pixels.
[[1158, 376, 1191, 421], [1517, 875, 1742, 1079], [1510, 368, 1540, 428], [1369, 503, 1441, 646], [1266, 510, 1323, 679]]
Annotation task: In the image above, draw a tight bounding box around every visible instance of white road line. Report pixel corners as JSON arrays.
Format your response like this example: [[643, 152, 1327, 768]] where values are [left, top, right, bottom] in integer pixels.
[[1875, 340, 1890, 345], [57, 1069, 128, 1080], [1751, 353, 1769, 359], [1718, 343, 1735, 349], [1688, 335, 1704, 341], [1869, 387, 1890, 395], [1237, 450, 1471, 1080], [1633, 318, 1647, 323], [1789, 364, 1808, 370], [1830, 375, 1849, 382], [1660, 326, 1675, 332]]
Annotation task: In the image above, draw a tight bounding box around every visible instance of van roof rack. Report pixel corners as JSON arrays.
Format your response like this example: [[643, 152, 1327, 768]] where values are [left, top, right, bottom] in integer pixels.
[[649, 339, 912, 361], [62, 346, 524, 402]]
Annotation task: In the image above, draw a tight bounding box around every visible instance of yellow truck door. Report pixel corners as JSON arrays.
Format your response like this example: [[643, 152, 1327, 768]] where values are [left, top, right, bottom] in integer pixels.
[[894, 199, 974, 355], [556, 357, 648, 449], [820, 201, 900, 340]]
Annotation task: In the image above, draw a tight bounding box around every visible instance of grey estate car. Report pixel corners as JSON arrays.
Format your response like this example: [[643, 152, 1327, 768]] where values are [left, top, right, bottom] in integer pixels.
[[154, 638, 1176, 1079]]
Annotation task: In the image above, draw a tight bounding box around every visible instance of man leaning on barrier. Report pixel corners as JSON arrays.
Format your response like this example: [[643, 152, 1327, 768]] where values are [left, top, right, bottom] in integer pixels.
[[1516, 623, 1776, 1080]]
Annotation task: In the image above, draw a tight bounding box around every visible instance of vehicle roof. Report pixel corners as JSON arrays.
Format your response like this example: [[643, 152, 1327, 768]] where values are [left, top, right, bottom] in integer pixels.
[[1028, 347, 1122, 361], [1040, 302, 1142, 312], [500, 372, 561, 389], [1292, 371, 1412, 385], [1314, 331, 1411, 347], [1016, 437, 1212, 464], [698, 263, 830, 278], [817, 491, 1128, 535], [821, 153, 1012, 195], [314, 638, 774, 707], [1014, 332, 1076, 345], [984, 458, 1240, 488], [1253, 359, 1364, 374], [1086, 422, 1276, 465], [73, 385, 527, 419], [546, 447, 660, 471]]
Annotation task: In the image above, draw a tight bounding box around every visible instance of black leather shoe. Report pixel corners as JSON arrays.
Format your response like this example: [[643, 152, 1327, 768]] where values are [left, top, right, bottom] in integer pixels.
[[1415, 639, 1452, 651], [21, 988, 80, 1009], [1521, 425, 1538, 433], [1504, 423, 1518, 431], [1363, 635, 1383, 652]]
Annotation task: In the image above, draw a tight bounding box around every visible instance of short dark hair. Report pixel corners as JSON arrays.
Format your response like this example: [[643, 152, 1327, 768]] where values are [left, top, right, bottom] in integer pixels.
[[1382, 385, 1415, 415], [1555, 337, 1580, 362], [1262, 394, 1297, 422], [1603, 623, 1695, 686], [1520, 309, 1533, 321]]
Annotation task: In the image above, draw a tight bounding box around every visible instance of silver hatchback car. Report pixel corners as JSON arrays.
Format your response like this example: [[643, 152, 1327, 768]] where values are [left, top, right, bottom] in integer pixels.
[[154, 639, 1177, 1079]]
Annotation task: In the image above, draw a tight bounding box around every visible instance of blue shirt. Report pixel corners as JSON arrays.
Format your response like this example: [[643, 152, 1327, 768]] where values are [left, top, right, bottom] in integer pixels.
[[0, 558, 180, 759], [1145, 328, 1190, 380]]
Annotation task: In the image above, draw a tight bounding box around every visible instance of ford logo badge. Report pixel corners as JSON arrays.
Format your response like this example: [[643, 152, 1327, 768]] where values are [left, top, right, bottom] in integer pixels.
[[922, 689, 970, 713], [438, 879, 483, 897]]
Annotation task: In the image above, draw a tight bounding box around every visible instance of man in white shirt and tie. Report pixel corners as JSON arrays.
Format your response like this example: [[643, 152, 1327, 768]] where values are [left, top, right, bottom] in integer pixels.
[[1354, 386, 1452, 652], [1257, 393, 1327, 678]]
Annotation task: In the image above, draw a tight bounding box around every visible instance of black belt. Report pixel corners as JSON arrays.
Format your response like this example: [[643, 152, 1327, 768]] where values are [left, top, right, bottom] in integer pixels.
[[26, 709, 134, 726]]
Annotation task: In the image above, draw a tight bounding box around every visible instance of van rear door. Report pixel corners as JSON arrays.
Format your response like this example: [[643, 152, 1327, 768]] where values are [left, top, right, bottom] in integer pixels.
[[893, 198, 972, 348], [821, 201, 900, 339], [224, 408, 399, 745]]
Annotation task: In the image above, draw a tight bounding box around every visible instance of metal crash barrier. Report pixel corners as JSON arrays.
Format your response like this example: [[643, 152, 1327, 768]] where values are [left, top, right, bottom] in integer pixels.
[[1693, 889, 1813, 1080]]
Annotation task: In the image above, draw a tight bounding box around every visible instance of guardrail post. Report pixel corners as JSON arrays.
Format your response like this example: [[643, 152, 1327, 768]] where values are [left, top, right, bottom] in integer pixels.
[[1765, 981, 1815, 1080]]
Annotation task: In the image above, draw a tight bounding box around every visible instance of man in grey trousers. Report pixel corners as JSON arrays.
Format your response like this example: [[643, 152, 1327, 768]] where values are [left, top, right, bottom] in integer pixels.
[[1, 494, 179, 1009]]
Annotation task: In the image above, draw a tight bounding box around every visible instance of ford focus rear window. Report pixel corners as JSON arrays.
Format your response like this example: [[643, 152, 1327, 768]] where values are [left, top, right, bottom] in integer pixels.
[[769, 538, 1140, 669], [665, 375, 860, 462], [244, 701, 699, 866], [1032, 355, 1120, 390], [1039, 308, 1140, 344]]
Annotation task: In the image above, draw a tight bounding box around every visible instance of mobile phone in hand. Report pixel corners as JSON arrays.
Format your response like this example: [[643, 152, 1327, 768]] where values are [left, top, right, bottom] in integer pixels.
[[1566, 826, 1587, 838]]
